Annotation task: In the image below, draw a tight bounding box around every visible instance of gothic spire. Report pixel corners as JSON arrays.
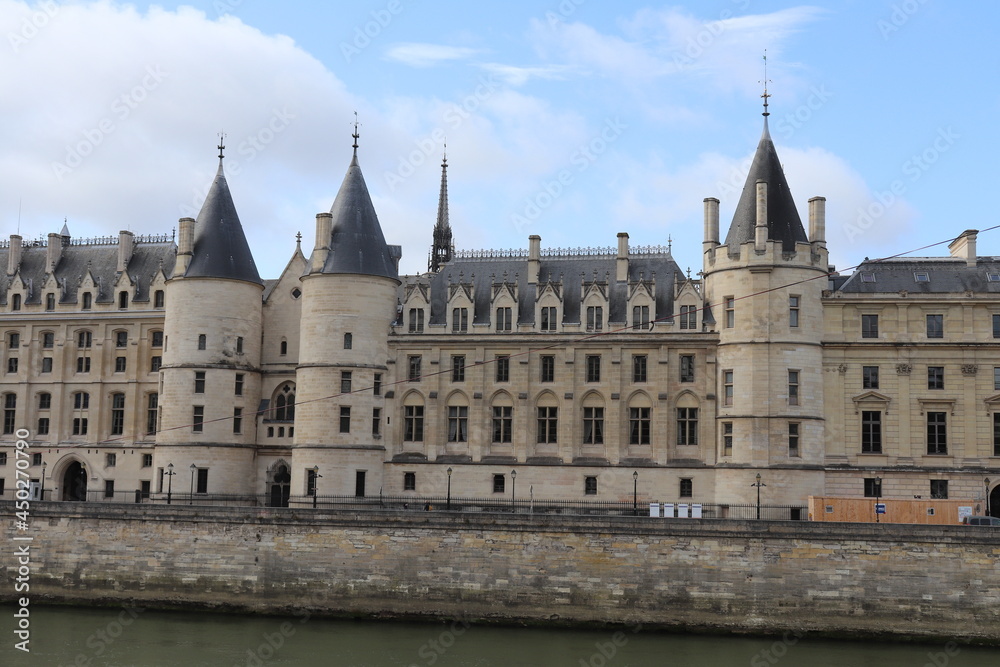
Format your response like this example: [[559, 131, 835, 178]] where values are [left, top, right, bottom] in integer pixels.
[[429, 147, 453, 272]]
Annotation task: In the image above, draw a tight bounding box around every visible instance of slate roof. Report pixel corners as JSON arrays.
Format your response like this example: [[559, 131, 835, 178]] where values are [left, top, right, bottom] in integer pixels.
[[185, 159, 262, 286], [398, 251, 683, 327], [322, 154, 399, 281], [724, 117, 809, 251], [836, 257, 1000, 294], [0, 235, 175, 306]]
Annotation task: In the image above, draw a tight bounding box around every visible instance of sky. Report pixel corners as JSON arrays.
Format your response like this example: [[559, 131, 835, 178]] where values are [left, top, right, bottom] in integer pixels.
[[1, 0, 998, 279]]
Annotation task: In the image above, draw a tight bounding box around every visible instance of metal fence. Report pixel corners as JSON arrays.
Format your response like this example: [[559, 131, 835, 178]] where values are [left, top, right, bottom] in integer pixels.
[[19, 489, 805, 520]]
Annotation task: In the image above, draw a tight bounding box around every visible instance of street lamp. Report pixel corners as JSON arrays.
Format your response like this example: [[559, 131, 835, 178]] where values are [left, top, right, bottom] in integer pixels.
[[165, 463, 175, 504], [875, 476, 882, 524], [751, 473, 766, 520], [40, 462, 46, 501], [189, 464, 197, 505], [446, 467, 453, 510], [311, 466, 322, 509], [986, 478, 992, 517], [511, 469, 517, 512], [633, 471, 638, 516]]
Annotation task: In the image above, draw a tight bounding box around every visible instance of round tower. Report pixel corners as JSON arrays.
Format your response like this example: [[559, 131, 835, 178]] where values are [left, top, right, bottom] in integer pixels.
[[702, 113, 828, 505], [292, 133, 400, 499], [156, 146, 264, 496]]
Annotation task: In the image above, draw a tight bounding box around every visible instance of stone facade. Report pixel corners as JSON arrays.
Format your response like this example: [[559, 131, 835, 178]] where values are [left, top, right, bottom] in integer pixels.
[[1, 117, 999, 511]]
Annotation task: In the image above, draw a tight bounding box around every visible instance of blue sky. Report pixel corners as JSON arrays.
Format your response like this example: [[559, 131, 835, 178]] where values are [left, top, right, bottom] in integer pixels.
[[2, 0, 998, 278]]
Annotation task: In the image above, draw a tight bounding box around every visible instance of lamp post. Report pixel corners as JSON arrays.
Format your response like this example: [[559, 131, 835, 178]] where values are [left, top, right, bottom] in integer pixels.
[[312, 466, 322, 509], [189, 463, 197, 505], [633, 471, 638, 516], [987, 478, 992, 517], [446, 467, 453, 510], [751, 473, 766, 520], [511, 469, 517, 512], [40, 462, 46, 501], [875, 476, 882, 523], [165, 463, 175, 504]]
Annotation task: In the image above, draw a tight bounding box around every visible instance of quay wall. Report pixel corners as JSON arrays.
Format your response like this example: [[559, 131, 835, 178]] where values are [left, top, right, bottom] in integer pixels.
[[3, 504, 999, 643]]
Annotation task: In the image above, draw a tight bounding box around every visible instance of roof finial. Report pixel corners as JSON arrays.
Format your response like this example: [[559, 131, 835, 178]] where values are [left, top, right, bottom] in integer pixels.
[[760, 50, 771, 117], [667, 234, 673, 253], [352, 111, 360, 156], [295, 231, 302, 249], [217, 131, 226, 160]]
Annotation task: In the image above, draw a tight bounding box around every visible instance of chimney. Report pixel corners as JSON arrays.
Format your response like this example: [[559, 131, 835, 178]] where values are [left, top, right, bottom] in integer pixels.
[[808, 197, 826, 245], [948, 229, 978, 268], [527, 235, 541, 284], [312, 213, 333, 272], [175, 217, 195, 275], [117, 230, 135, 273], [46, 233, 63, 273], [754, 180, 768, 251], [703, 198, 719, 246], [7, 235, 21, 275], [616, 232, 629, 282]]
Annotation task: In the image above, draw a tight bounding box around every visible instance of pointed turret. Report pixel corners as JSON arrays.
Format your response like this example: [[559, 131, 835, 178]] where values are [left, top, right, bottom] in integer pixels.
[[723, 118, 808, 252], [429, 149, 453, 272], [186, 155, 262, 285]]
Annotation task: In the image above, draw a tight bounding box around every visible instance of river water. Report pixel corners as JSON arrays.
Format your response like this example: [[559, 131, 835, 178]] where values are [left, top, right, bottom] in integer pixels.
[[5, 606, 1000, 666]]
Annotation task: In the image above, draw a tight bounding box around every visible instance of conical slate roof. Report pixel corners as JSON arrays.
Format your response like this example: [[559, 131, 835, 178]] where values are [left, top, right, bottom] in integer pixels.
[[322, 153, 399, 281], [724, 118, 808, 251], [186, 160, 262, 285]]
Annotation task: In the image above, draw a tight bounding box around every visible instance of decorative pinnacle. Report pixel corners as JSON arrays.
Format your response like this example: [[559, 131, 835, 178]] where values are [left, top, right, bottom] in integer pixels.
[[295, 231, 302, 247], [218, 131, 226, 160], [352, 111, 360, 155], [760, 50, 771, 117]]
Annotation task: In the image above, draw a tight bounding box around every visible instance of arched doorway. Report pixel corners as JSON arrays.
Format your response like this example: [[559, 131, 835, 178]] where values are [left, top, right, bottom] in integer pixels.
[[267, 463, 291, 507], [62, 461, 88, 501], [989, 484, 1000, 518]]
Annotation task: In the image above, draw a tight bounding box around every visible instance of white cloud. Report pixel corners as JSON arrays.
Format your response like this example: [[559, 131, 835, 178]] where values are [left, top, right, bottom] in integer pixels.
[[479, 63, 570, 86], [384, 42, 481, 67]]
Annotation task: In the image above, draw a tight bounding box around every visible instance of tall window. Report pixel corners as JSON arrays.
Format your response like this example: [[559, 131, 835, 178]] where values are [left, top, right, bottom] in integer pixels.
[[110, 393, 125, 436], [495, 355, 510, 382], [787, 370, 799, 406], [197, 468, 208, 494], [788, 422, 800, 457], [73, 392, 89, 409], [927, 412, 947, 454], [724, 297, 735, 328], [233, 408, 243, 434], [274, 385, 295, 421], [583, 407, 604, 444], [994, 314, 1000, 339], [236, 336, 243, 354], [680, 355, 694, 383], [2, 394, 15, 434], [994, 413, 1000, 457], [492, 406, 512, 443], [154, 290, 164, 308], [146, 393, 158, 435], [861, 314, 879, 338], [496, 307, 512, 332], [373, 373, 382, 396], [403, 405, 424, 442], [452, 308, 468, 332], [587, 306, 604, 332], [78, 331, 93, 348], [677, 408, 698, 445], [680, 305, 696, 330], [863, 366, 879, 389], [194, 371, 206, 393], [408, 355, 421, 382], [723, 370, 734, 406], [540, 355, 555, 383], [537, 407, 558, 443], [193, 406, 204, 433], [632, 305, 649, 330], [45, 293, 55, 310], [629, 407, 650, 445], [926, 314, 943, 339], [76, 356, 91, 373], [11, 294, 20, 310], [42, 332, 54, 348], [585, 476, 598, 496], [38, 393, 51, 410], [150, 356, 161, 372], [372, 407, 381, 436], [37, 418, 49, 435], [451, 356, 465, 382], [339, 406, 351, 433], [632, 355, 647, 383], [540, 306, 557, 331], [344, 333, 352, 349], [586, 355, 601, 382], [341, 371, 352, 393], [408, 308, 425, 333], [861, 411, 882, 453], [306, 468, 317, 496], [722, 422, 733, 455], [151, 331, 163, 347], [493, 474, 505, 493], [788, 296, 800, 328], [403, 472, 416, 491], [6, 358, 17, 374], [279, 340, 288, 356], [118, 291, 128, 309], [448, 406, 468, 442], [41, 358, 52, 374], [928, 366, 944, 390], [235, 374, 244, 396], [679, 479, 693, 498], [115, 331, 128, 348]]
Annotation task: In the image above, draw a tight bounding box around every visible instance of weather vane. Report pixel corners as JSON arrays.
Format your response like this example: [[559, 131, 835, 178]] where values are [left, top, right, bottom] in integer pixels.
[[760, 50, 771, 117], [217, 131, 227, 159], [352, 111, 361, 155]]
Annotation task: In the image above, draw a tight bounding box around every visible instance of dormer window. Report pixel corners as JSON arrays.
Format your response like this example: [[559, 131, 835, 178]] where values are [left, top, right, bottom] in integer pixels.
[[45, 293, 55, 310], [82, 293, 92, 310], [913, 272, 930, 282], [11, 294, 20, 311], [860, 272, 875, 283], [987, 272, 1000, 282], [118, 291, 128, 309]]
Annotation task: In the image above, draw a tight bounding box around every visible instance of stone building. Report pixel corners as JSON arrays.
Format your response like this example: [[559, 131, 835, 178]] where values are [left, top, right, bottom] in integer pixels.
[[1, 112, 998, 514]]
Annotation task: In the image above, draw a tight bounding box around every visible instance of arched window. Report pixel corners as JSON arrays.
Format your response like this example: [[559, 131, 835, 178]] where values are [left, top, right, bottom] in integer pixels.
[[273, 384, 295, 421], [280, 339, 288, 356]]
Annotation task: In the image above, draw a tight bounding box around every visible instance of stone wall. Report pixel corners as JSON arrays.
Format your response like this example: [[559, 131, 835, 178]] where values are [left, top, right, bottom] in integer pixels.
[[3, 503, 1000, 643]]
